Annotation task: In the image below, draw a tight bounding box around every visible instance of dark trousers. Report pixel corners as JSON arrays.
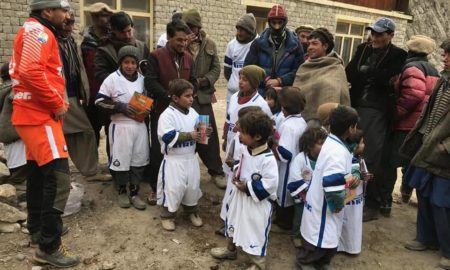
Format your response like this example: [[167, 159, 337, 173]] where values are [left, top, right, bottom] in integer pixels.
[[379, 130, 411, 207], [148, 112, 163, 191], [113, 166, 145, 196], [416, 192, 450, 258], [192, 99, 224, 176], [297, 239, 337, 266], [85, 103, 111, 158], [275, 204, 295, 230], [26, 159, 71, 253], [357, 107, 388, 209]]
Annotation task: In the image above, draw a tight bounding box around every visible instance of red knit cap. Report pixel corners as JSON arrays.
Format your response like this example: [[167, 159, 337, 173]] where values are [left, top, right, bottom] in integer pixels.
[[267, 4, 287, 20]]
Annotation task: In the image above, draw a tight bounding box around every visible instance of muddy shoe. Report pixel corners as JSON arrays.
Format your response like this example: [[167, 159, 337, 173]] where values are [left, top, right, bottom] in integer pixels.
[[118, 193, 130, 208], [215, 226, 226, 237], [248, 255, 266, 270], [84, 173, 112, 182], [147, 191, 157, 205], [210, 247, 237, 260], [212, 175, 227, 189], [130, 196, 147, 210], [363, 207, 379, 222], [404, 240, 427, 251], [439, 256, 450, 270], [161, 218, 175, 231], [34, 244, 80, 268], [379, 202, 392, 217], [292, 237, 303, 248], [31, 225, 69, 248], [189, 213, 203, 227]]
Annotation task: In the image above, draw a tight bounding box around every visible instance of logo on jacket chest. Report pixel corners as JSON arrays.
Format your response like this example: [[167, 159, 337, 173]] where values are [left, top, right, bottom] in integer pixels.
[[14, 92, 32, 100]]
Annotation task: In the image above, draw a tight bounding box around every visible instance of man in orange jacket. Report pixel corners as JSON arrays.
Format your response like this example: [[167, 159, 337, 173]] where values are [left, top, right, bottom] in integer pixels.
[[10, 0, 80, 267]]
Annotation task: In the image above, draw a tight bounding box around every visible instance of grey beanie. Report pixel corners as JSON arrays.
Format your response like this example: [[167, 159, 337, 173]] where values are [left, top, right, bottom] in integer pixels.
[[118, 45, 139, 63], [236, 13, 256, 36], [30, 0, 70, 11]]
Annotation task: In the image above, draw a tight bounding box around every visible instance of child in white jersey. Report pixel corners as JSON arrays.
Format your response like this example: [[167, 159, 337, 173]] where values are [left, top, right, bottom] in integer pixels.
[[338, 129, 369, 255], [298, 105, 359, 268], [222, 65, 272, 153], [288, 127, 328, 247], [96, 46, 149, 210], [157, 79, 210, 231], [211, 111, 278, 270], [217, 106, 263, 236], [273, 87, 307, 233]]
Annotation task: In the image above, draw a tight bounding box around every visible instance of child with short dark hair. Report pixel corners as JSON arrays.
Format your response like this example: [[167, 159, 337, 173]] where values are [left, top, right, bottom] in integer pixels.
[[211, 111, 278, 270], [287, 127, 328, 247], [273, 87, 308, 232], [338, 129, 369, 255], [265, 87, 280, 115], [157, 78, 209, 231], [297, 105, 359, 268]]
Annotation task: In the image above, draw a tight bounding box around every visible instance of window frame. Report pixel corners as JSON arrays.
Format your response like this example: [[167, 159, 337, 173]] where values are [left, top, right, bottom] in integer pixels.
[[80, 0, 154, 49], [334, 15, 371, 65]]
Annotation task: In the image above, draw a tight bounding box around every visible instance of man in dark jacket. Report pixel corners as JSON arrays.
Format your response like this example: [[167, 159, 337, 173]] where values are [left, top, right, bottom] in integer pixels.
[[401, 39, 450, 270], [144, 19, 196, 205], [346, 17, 407, 221], [81, 2, 113, 146], [182, 9, 225, 188], [244, 4, 304, 96]]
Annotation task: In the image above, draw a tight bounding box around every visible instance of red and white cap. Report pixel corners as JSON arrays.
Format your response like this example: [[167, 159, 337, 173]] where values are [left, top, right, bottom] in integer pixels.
[[267, 4, 287, 20]]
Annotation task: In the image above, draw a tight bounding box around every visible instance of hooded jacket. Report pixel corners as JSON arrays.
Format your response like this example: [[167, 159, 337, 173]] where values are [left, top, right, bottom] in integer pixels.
[[244, 28, 304, 95]]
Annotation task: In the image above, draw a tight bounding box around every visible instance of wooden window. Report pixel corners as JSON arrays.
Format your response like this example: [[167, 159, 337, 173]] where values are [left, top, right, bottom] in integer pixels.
[[335, 20, 367, 65], [80, 0, 153, 48]]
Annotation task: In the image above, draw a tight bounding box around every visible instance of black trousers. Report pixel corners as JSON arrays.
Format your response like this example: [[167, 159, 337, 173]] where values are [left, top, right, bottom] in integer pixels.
[[26, 159, 71, 253], [192, 99, 224, 176], [148, 112, 163, 191], [357, 107, 388, 209]]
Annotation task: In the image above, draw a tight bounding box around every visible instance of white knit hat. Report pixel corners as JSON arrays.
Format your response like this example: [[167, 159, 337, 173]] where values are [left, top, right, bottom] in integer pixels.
[[406, 35, 436, 55], [30, 0, 70, 11]]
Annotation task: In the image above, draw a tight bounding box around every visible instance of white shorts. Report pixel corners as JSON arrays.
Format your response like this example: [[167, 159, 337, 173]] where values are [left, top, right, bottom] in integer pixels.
[[338, 185, 364, 254], [4, 140, 26, 169], [157, 154, 202, 213], [109, 121, 150, 171], [220, 172, 234, 221]]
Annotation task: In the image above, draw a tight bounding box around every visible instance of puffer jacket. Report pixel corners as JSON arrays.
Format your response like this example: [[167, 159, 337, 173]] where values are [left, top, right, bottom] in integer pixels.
[[244, 28, 304, 95], [394, 55, 439, 130]]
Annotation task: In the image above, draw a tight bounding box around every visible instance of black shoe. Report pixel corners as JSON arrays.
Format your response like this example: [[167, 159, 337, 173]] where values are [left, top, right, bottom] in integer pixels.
[[363, 207, 379, 222], [30, 224, 69, 248], [34, 244, 80, 268], [379, 202, 392, 217]]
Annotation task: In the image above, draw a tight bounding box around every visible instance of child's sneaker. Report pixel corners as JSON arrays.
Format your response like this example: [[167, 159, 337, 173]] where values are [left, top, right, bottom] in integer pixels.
[[161, 218, 175, 231], [247, 254, 266, 270], [210, 247, 237, 260], [147, 191, 157, 205], [189, 213, 203, 227], [118, 193, 130, 208], [130, 196, 147, 210]]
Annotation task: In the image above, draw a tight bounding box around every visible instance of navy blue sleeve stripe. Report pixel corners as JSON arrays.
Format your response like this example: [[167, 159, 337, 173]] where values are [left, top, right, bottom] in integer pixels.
[[95, 93, 111, 101], [323, 173, 346, 187], [277, 146, 293, 161], [287, 179, 306, 192], [224, 56, 232, 65], [251, 180, 270, 201], [162, 130, 177, 144]]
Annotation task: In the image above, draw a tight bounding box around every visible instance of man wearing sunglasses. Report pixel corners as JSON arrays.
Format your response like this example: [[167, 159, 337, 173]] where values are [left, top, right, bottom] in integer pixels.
[[346, 17, 407, 222]]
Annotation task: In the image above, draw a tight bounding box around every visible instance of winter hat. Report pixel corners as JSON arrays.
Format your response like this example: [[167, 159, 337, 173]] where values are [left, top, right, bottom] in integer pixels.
[[118, 45, 139, 63], [30, 0, 70, 11], [267, 4, 287, 21], [310, 27, 335, 53], [295, 25, 314, 34], [236, 13, 256, 36], [110, 11, 133, 31], [182, 9, 202, 28], [317, 102, 338, 126], [406, 35, 436, 55], [86, 2, 113, 14], [239, 65, 266, 89]]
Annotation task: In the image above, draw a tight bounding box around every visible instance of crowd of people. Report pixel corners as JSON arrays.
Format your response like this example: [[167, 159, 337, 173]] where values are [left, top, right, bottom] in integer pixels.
[[0, 0, 449, 269]]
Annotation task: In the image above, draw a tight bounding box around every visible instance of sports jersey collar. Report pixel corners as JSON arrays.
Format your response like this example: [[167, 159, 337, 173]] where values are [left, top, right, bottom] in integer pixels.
[[248, 143, 270, 156], [285, 113, 302, 120], [169, 102, 189, 115], [328, 134, 352, 153]]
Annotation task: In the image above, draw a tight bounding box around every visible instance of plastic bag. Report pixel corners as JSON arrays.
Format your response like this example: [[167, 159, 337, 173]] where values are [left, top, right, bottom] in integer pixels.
[[63, 182, 84, 217]]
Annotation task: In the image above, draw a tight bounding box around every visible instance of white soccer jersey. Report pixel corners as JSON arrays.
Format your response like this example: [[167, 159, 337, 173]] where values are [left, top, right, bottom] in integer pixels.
[[157, 105, 199, 156], [301, 134, 353, 249], [338, 157, 364, 254], [272, 111, 285, 131], [287, 151, 314, 203], [224, 38, 255, 101], [226, 92, 272, 147], [3, 140, 26, 169], [96, 69, 145, 123], [225, 147, 278, 256], [276, 114, 307, 207]]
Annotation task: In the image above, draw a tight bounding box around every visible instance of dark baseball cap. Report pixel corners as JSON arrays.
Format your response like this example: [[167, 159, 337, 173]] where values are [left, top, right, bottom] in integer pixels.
[[366, 17, 396, 33]]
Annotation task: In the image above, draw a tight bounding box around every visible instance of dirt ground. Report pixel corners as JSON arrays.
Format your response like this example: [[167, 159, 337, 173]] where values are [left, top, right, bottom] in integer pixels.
[[0, 88, 443, 270]]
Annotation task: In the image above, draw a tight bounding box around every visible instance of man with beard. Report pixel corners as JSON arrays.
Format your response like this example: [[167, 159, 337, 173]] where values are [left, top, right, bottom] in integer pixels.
[[10, 0, 79, 267], [295, 25, 314, 61], [81, 2, 113, 146], [58, 12, 110, 182], [244, 4, 304, 96]]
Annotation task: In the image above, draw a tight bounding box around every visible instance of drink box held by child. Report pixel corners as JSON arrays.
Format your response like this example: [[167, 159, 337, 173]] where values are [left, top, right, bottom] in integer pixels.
[[128, 92, 153, 122], [198, 115, 209, 145]]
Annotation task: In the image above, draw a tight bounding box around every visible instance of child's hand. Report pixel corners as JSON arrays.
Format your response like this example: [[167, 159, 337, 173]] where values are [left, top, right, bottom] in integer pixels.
[[225, 158, 234, 168], [362, 172, 373, 181], [206, 126, 213, 137], [233, 178, 247, 192], [346, 175, 360, 189], [126, 104, 138, 116], [191, 131, 201, 142]]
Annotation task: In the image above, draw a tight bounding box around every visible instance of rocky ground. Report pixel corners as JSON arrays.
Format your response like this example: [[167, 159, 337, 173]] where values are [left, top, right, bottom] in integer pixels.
[[0, 89, 443, 270]]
